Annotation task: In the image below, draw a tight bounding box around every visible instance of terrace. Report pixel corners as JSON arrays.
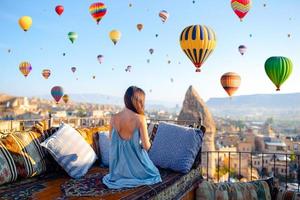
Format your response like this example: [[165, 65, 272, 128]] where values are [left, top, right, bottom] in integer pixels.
[[0, 117, 299, 199]]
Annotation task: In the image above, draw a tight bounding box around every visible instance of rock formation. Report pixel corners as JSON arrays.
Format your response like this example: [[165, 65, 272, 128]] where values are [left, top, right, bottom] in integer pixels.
[[178, 85, 216, 178]]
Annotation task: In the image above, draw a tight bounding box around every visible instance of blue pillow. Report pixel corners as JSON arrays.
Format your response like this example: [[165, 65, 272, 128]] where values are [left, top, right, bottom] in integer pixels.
[[40, 123, 97, 179], [98, 132, 110, 167], [148, 122, 203, 173]]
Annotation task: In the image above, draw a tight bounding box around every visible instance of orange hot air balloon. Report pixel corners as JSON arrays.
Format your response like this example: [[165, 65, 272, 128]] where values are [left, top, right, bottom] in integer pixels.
[[62, 94, 69, 104], [220, 72, 241, 97], [42, 69, 51, 79], [137, 24, 143, 31], [19, 61, 32, 77]]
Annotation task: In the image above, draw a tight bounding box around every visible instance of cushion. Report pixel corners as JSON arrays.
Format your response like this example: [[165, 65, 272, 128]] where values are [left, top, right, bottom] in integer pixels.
[[98, 132, 110, 167], [40, 123, 97, 179], [148, 122, 203, 173], [0, 140, 18, 185], [276, 189, 300, 200], [0, 131, 47, 178], [197, 180, 272, 200]]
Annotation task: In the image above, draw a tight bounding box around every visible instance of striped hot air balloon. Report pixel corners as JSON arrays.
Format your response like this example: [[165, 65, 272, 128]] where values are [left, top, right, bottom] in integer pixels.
[[265, 56, 293, 91], [220, 72, 241, 97], [231, 0, 252, 21], [179, 25, 217, 72], [51, 86, 64, 104], [68, 32, 78, 43], [19, 61, 32, 77], [89, 2, 107, 24], [42, 69, 51, 79], [159, 10, 169, 23]]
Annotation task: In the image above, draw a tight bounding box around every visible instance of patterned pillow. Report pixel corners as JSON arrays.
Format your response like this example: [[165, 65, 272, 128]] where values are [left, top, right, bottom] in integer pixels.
[[41, 123, 97, 179], [197, 180, 271, 200], [0, 140, 17, 185], [98, 132, 110, 167], [148, 122, 203, 173], [0, 131, 47, 178], [276, 189, 300, 200]]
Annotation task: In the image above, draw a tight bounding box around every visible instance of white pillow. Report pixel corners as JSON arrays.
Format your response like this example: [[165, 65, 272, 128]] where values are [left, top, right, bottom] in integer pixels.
[[41, 123, 97, 178]]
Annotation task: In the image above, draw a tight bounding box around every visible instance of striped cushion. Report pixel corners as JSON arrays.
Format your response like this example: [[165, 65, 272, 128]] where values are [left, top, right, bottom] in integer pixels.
[[0, 131, 47, 178], [41, 123, 97, 179], [197, 180, 271, 200], [277, 189, 300, 200], [0, 140, 17, 185]]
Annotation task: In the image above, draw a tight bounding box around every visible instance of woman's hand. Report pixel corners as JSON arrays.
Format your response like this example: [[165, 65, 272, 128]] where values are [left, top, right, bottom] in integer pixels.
[[139, 115, 151, 151]]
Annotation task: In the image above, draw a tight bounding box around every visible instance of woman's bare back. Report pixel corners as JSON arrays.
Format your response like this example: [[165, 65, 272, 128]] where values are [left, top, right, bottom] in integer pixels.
[[112, 109, 140, 140]]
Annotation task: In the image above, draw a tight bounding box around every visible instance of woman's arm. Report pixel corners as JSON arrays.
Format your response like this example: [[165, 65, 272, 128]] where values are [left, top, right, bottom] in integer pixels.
[[139, 115, 152, 151]]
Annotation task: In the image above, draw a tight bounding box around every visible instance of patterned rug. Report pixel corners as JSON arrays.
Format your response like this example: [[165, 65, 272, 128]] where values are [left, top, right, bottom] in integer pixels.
[[61, 173, 134, 197], [61, 170, 169, 197]]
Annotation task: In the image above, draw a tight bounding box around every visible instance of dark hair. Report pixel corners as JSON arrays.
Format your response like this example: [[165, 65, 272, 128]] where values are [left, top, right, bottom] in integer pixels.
[[124, 86, 145, 115]]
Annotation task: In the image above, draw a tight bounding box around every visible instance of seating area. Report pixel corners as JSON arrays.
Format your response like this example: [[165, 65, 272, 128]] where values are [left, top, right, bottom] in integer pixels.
[[0, 121, 299, 200]]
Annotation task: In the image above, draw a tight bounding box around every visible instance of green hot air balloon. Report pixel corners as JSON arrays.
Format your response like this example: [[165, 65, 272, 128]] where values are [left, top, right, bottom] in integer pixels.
[[68, 32, 78, 44], [265, 56, 293, 91]]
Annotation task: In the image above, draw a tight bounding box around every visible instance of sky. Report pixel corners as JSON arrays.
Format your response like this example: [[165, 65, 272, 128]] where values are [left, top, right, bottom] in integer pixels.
[[0, 0, 300, 103]]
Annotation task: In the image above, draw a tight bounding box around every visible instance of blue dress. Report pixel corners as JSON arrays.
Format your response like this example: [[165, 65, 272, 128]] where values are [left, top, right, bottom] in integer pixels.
[[102, 128, 162, 189]]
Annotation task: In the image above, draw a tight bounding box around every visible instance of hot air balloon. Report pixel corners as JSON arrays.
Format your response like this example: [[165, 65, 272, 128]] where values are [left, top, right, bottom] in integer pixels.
[[89, 2, 107, 24], [92, 75, 96, 79], [51, 86, 64, 104], [129, 3, 132, 7], [19, 62, 32, 78], [8, 49, 11, 53], [97, 55, 104, 64], [238, 45, 247, 55], [231, 0, 252, 21], [71, 67, 76, 73], [155, 34, 159, 38], [62, 94, 69, 104], [147, 59, 150, 63], [149, 48, 154, 55], [63, 53, 66, 56], [137, 24, 143, 31], [19, 16, 32, 31], [125, 65, 132, 72], [68, 32, 77, 43], [170, 78, 174, 83], [159, 10, 169, 23], [179, 25, 217, 72], [265, 56, 293, 91], [168, 60, 171, 64], [221, 72, 241, 97], [55, 5, 64, 16], [109, 30, 121, 45], [42, 69, 51, 79]]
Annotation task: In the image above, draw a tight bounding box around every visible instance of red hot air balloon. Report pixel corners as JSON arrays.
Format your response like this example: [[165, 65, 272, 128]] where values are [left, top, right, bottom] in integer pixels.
[[231, 0, 252, 21], [51, 86, 64, 104], [55, 5, 64, 16]]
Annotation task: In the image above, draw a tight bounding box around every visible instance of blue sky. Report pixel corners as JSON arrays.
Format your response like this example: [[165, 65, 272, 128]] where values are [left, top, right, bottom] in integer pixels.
[[0, 0, 300, 103]]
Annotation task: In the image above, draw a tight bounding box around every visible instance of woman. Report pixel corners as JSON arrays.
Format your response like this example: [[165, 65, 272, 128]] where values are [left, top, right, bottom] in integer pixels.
[[102, 86, 162, 189]]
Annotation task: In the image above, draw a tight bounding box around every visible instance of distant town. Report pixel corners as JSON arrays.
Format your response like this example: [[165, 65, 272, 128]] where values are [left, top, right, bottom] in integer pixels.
[[1, 92, 300, 189]]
